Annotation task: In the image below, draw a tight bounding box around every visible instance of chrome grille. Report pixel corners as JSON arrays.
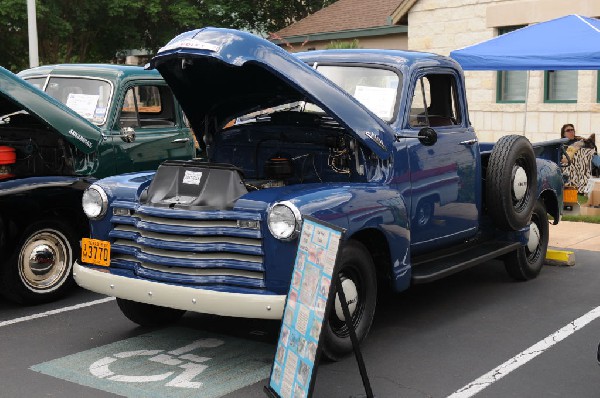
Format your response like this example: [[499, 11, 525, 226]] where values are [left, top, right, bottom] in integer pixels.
[[108, 205, 264, 288]]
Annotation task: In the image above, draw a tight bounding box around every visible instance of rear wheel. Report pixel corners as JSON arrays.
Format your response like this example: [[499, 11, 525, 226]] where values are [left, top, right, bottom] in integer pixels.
[[117, 298, 186, 327], [504, 200, 549, 281], [1, 219, 77, 304], [322, 240, 377, 361]]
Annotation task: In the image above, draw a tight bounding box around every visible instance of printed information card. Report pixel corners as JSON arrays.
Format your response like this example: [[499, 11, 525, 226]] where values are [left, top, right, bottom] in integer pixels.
[[267, 217, 344, 398]]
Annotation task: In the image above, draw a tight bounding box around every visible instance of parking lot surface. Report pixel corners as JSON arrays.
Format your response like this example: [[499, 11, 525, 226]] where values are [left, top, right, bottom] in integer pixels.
[[1, 249, 599, 397]]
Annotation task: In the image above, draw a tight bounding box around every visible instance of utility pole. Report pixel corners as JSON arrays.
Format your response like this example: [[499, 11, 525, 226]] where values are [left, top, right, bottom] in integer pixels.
[[27, 0, 39, 67]]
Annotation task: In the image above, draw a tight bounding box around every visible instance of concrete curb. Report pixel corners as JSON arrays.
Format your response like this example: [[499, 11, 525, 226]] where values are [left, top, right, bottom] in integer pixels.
[[545, 249, 576, 266]]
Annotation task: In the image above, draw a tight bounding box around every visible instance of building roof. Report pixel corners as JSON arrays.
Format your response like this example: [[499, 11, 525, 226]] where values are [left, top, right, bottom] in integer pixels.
[[270, 0, 411, 42]]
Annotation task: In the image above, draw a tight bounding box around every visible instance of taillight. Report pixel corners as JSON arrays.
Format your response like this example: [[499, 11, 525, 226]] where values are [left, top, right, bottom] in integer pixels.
[[0, 146, 16, 180]]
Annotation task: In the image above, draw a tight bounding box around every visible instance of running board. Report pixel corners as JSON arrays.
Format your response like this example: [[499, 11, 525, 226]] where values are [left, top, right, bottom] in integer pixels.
[[411, 241, 521, 284]]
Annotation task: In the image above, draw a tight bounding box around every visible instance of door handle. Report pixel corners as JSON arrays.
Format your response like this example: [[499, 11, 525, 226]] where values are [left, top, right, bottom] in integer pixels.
[[171, 138, 190, 143], [460, 139, 478, 145]]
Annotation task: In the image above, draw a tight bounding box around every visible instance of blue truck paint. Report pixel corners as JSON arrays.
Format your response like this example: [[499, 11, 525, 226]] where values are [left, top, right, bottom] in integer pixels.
[[75, 28, 564, 358]]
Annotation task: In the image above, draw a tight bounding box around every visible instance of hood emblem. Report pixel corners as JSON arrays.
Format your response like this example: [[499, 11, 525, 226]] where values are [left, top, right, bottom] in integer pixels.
[[68, 129, 93, 148], [159, 39, 220, 54], [365, 131, 387, 151]]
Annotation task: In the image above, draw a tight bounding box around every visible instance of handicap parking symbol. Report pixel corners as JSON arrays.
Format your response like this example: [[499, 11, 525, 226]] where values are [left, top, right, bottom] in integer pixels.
[[89, 338, 224, 388], [31, 327, 275, 398]]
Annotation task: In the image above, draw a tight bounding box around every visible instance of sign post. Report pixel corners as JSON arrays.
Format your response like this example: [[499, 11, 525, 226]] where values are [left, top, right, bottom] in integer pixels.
[[265, 216, 373, 398]]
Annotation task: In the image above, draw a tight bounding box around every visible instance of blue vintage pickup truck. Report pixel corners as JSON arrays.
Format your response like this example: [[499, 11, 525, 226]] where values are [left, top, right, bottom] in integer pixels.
[[74, 28, 564, 360]]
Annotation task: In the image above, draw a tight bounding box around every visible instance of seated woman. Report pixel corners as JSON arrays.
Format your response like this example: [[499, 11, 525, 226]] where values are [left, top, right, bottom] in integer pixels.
[[561, 123, 600, 192]]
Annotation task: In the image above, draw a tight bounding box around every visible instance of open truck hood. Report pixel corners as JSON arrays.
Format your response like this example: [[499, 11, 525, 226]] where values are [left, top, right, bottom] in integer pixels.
[[148, 27, 395, 160], [0, 66, 101, 154]]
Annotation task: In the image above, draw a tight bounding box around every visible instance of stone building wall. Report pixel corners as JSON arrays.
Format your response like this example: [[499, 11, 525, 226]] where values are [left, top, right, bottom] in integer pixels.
[[407, 0, 600, 142]]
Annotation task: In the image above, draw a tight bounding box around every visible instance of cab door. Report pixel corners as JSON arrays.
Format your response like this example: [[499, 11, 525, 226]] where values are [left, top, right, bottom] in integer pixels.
[[111, 82, 194, 174], [404, 69, 481, 254]]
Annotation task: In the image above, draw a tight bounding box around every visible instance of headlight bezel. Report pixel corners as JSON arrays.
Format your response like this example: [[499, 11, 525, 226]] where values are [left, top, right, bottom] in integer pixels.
[[267, 201, 302, 241], [82, 184, 108, 220]]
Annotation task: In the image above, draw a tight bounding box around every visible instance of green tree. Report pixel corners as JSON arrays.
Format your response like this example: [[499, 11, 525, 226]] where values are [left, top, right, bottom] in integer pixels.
[[0, 0, 28, 71], [0, 0, 334, 72], [326, 39, 360, 49]]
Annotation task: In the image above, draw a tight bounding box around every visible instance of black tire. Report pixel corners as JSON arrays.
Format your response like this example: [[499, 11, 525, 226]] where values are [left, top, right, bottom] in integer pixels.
[[0, 219, 77, 304], [117, 298, 186, 327], [322, 240, 377, 361], [486, 135, 537, 231], [504, 200, 549, 281]]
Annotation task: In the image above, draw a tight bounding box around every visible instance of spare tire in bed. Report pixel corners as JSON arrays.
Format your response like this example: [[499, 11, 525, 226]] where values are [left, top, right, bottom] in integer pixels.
[[486, 135, 537, 231]]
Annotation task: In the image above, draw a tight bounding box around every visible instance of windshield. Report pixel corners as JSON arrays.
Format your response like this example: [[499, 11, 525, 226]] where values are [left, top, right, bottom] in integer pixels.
[[315, 65, 400, 122], [25, 76, 113, 126], [237, 65, 401, 124]]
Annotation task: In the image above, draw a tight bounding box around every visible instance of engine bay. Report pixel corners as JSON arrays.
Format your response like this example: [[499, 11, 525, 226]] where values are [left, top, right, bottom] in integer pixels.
[[0, 111, 76, 179], [208, 111, 368, 188]]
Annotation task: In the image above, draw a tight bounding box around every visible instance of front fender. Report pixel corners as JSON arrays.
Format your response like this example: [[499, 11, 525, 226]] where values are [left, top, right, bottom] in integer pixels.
[[89, 171, 156, 239], [261, 184, 412, 293], [0, 176, 93, 255]]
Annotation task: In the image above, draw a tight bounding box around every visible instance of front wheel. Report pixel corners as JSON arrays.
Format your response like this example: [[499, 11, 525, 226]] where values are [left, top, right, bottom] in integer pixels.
[[504, 200, 549, 280], [117, 298, 186, 327], [0, 219, 77, 304], [322, 240, 377, 361]]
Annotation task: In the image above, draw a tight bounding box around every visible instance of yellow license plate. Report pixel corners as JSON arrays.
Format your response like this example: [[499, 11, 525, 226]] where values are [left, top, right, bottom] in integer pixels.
[[81, 238, 110, 267]]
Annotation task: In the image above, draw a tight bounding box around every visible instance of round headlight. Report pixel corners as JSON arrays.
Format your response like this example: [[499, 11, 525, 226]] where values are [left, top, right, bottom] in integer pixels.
[[82, 185, 108, 220], [268, 202, 301, 241]]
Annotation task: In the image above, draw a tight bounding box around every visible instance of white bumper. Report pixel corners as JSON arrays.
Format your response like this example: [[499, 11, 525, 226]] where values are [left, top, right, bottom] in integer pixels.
[[73, 262, 285, 320]]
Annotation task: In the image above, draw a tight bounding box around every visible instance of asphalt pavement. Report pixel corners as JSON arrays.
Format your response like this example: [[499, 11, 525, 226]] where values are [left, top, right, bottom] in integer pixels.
[[0, 218, 599, 398]]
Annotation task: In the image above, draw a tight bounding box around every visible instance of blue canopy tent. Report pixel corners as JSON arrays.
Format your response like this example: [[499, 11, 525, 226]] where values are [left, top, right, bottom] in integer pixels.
[[450, 14, 600, 193], [450, 14, 600, 70]]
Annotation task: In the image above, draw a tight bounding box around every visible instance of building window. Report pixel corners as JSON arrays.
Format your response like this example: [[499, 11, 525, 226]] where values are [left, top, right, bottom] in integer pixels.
[[544, 70, 577, 103], [496, 26, 527, 103]]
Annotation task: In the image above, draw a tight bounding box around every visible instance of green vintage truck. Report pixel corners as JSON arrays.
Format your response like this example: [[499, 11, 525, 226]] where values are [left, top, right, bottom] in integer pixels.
[[0, 64, 195, 303]]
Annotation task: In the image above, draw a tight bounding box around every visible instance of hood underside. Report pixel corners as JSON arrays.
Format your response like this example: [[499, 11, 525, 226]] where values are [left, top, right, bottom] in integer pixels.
[[149, 27, 395, 159]]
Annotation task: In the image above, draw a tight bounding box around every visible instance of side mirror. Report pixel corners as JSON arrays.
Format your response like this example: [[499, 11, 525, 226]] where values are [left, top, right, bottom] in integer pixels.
[[418, 127, 437, 146], [120, 127, 136, 143]]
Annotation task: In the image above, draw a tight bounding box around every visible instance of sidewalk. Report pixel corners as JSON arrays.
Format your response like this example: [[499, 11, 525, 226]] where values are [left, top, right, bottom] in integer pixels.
[[549, 220, 600, 252]]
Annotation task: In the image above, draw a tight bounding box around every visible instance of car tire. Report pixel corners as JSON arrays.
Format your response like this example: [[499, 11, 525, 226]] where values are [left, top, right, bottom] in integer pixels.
[[486, 135, 537, 231], [0, 219, 77, 304], [322, 240, 377, 361], [504, 200, 549, 281], [117, 298, 186, 327]]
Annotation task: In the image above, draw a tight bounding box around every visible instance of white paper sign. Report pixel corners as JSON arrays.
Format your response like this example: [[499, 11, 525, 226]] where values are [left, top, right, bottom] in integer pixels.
[[182, 170, 203, 185], [65, 94, 99, 120], [353, 85, 396, 119]]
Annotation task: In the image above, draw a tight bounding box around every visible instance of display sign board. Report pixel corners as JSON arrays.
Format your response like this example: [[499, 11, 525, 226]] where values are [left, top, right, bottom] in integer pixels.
[[265, 216, 344, 398]]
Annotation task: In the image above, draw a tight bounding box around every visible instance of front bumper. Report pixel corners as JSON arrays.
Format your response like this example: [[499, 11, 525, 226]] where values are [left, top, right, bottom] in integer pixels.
[[73, 262, 285, 319]]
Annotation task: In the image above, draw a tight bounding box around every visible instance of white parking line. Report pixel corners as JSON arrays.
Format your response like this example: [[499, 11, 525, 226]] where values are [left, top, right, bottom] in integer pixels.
[[448, 305, 600, 398], [0, 297, 115, 328]]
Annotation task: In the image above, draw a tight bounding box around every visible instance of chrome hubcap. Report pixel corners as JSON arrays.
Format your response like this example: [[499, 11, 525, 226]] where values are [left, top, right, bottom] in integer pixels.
[[334, 278, 358, 321], [527, 222, 541, 253], [19, 229, 70, 291], [513, 166, 528, 201]]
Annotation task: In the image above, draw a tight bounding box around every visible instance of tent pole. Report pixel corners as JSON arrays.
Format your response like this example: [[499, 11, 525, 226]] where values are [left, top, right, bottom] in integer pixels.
[[523, 70, 530, 137]]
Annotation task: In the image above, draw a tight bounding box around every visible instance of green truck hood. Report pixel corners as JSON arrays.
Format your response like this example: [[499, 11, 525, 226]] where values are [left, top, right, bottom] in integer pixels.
[[0, 66, 101, 153]]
